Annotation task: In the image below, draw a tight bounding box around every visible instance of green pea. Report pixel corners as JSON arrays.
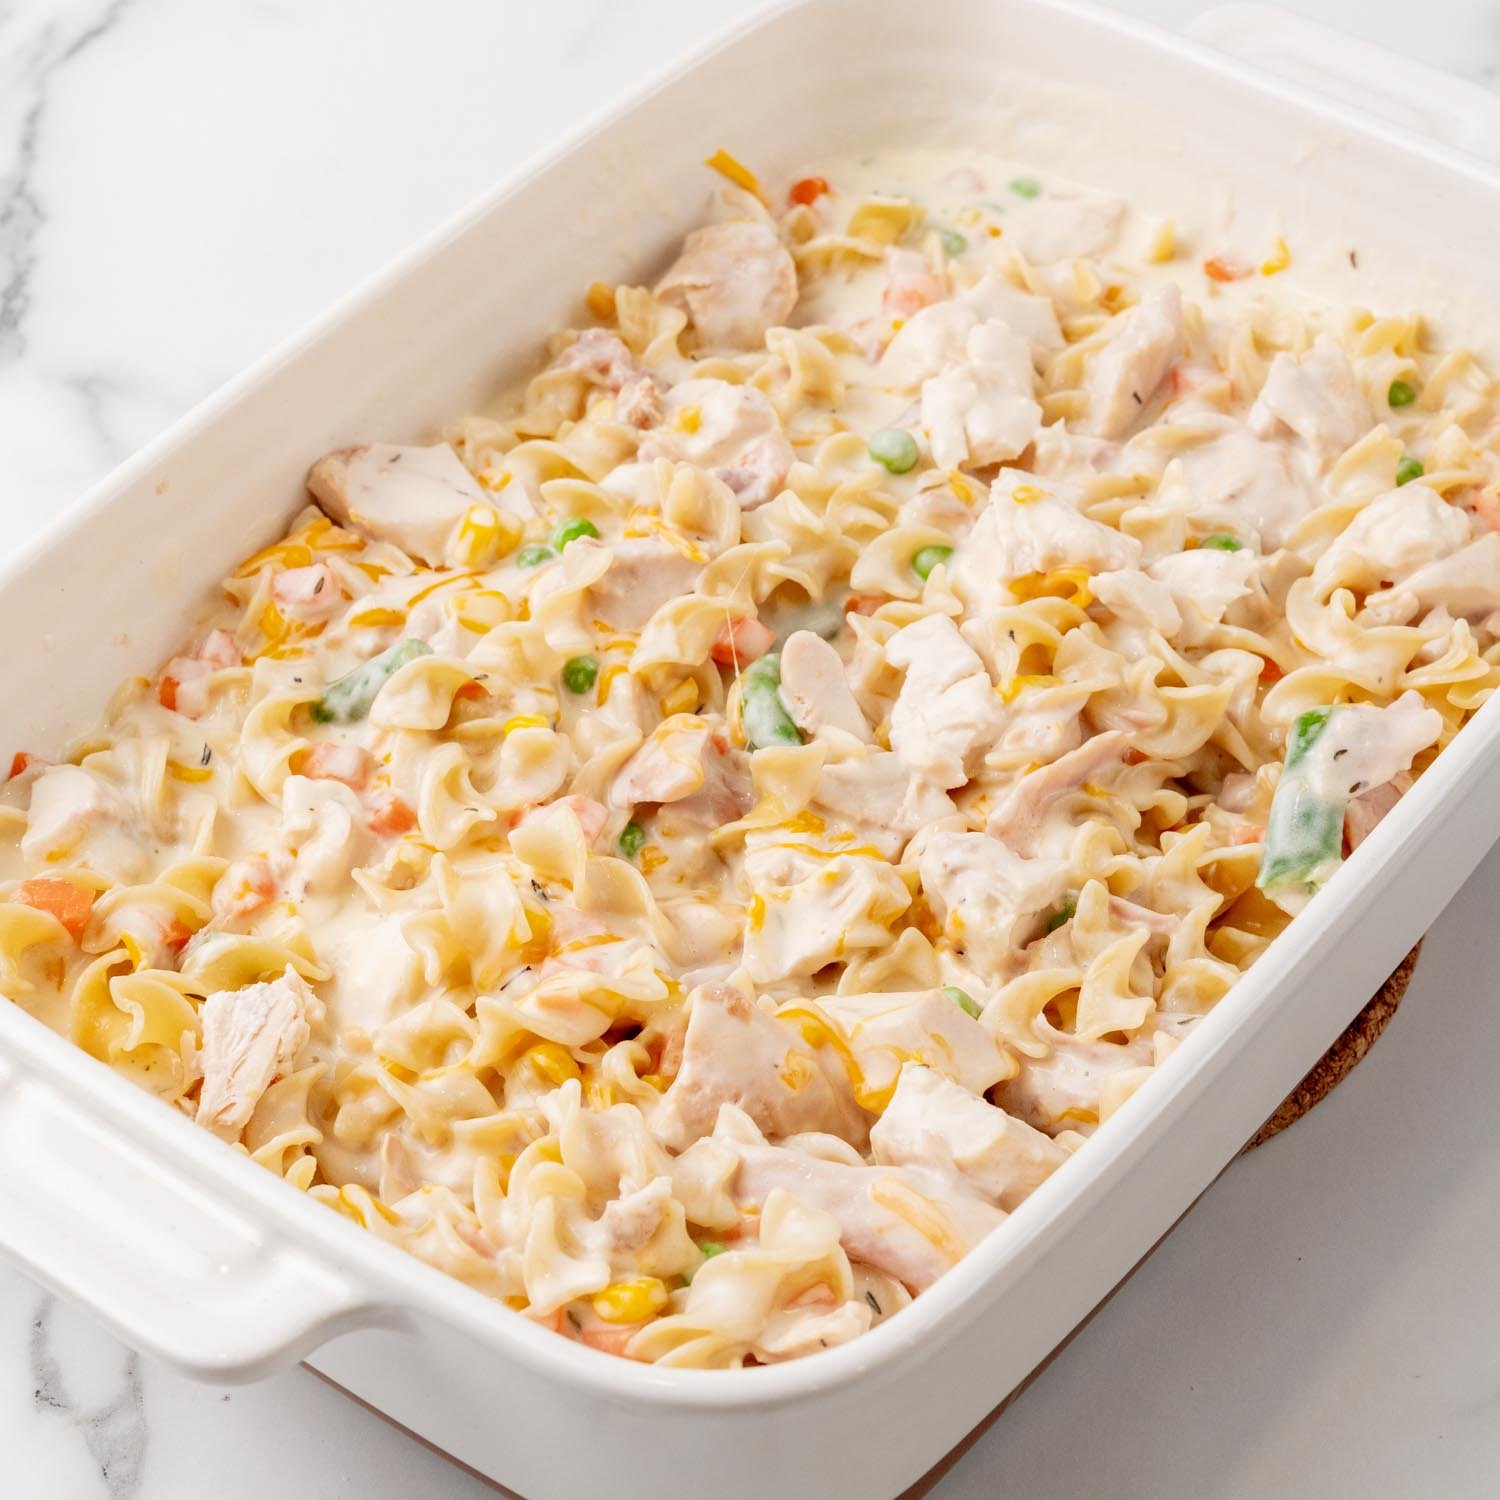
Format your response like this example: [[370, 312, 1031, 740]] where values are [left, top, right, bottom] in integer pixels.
[[618, 820, 646, 859], [516, 543, 557, 569], [1009, 176, 1042, 199], [740, 653, 803, 750], [942, 985, 982, 1019], [868, 427, 919, 475], [938, 228, 968, 257], [552, 517, 601, 549], [311, 638, 433, 725], [1396, 455, 1425, 486], [1043, 893, 1077, 934], [1387, 379, 1418, 408], [912, 544, 955, 580], [685, 1241, 726, 1284], [561, 655, 598, 694], [1199, 534, 1244, 551]]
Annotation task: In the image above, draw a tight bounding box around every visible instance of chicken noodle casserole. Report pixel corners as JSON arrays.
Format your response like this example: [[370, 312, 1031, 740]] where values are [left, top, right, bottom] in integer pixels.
[[5, 147, 1498, 1367]]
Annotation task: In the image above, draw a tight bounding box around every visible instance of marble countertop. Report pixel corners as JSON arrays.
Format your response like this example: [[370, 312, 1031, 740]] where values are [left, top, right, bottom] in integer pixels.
[[4, 0, 1500, 1495]]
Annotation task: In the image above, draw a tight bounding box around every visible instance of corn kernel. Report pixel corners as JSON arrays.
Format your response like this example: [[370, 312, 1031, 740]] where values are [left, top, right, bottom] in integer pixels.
[[678, 406, 702, 435], [1260, 235, 1292, 276], [586, 280, 617, 321], [1010, 484, 1045, 505], [592, 1276, 669, 1324], [524, 1042, 580, 1088], [660, 678, 700, 717], [453, 504, 521, 567], [501, 714, 549, 734], [165, 760, 214, 783], [1147, 218, 1176, 264]]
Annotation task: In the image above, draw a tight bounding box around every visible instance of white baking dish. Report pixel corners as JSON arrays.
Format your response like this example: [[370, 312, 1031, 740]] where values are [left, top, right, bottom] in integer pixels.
[[4, 3, 1500, 1496]]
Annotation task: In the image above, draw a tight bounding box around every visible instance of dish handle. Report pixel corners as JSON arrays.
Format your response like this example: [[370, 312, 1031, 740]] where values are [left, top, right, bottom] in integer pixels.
[[1187, 2, 1500, 167], [0, 1054, 384, 1381]]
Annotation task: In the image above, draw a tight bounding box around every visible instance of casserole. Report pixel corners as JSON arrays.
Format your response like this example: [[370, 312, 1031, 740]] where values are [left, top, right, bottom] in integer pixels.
[[4, 0, 1500, 1493]]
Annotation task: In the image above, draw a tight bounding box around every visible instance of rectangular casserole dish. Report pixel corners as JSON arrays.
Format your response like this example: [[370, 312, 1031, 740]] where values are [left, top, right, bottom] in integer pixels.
[[5, 2, 1500, 1495]]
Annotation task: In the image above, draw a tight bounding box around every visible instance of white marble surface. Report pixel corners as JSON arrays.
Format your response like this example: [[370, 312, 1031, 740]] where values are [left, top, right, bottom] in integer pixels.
[[4, 0, 1500, 1495]]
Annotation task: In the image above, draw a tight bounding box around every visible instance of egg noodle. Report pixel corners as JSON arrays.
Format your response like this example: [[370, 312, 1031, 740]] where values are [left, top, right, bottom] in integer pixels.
[[4, 147, 1498, 1367]]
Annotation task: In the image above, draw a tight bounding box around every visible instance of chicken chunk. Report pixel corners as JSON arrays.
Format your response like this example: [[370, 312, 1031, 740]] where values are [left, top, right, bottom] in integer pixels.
[[551, 328, 637, 391], [641, 379, 794, 510], [812, 751, 957, 856], [307, 443, 494, 567], [1369, 533, 1500, 621], [949, 471, 1141, 608], [21, 765, 133, 876], [195, 967, 313, 1141], [918, 831, 1069, 975], [777, 631, 871, 742], [609, 716, 751, 825], [1176, 425, 1322, 549], [588, 539, 704, 633], [651, 983, 866, 1151], [985, 731, 1131, 855], [817, 990, 1010, 1099], [1147, 548, 1258, 639], [741, 841, 911, 983], [730, 1138, 1004, 1290], [655, 219, 798, 352], [885, 615, 1004, 790], [879, 276, 1061, 391], [1248, 335, 1370, 462], [1087, 285, 1184, 439], [997, 1034, 1151, 1135], [1312, 484, 1471, 596], [870, 1063, 1068, 1211], [921, 320, 1043, 468]]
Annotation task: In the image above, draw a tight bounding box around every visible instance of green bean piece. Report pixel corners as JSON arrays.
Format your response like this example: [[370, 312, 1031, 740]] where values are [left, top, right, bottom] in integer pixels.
[[1043, 893, 1077, 934], [310, 639, 433, 725], [942, 985, 982, 1019], [562, 655, 599, 694], [740, 653, 804, 750], [1256, 707, 1344, 892], [552, 517, 601, 549]]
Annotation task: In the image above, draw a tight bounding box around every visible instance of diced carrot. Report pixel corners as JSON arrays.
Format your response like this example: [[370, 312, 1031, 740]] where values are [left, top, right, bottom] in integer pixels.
[[789, 176, 830, 207], [163, 918, 193, 954], [710, 616, 775, 667], [579, 1325, 644, 1359], [1259, 657, 1283, 684], [525, 1306, 566, 1335], [7, 752, 30, 780], [158, 676, 179, 712], [14, 878, 94, 940], [213, 857, 277, 919], [1231, 825, 1265, 846], [368, 790, 418, 836], [1203, 254, 1252, 283], [300, 742, 374, 791], [454, 681, 487, 701], [843, 592, 887, 616]]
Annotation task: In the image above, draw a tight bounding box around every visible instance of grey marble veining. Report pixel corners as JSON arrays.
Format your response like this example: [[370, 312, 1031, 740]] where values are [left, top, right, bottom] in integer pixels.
[[2, 2, 1500, 1497]]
